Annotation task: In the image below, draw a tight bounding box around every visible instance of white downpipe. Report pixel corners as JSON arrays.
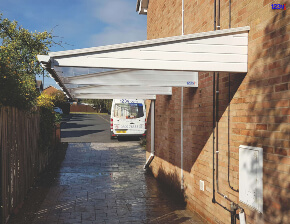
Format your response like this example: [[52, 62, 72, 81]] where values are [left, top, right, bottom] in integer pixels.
[[181, 88, 184, 190], [144, 100, 155, 169], [151, 100, 155, 155], [181, 0, 184, 190], [182, 0, 184, 35]]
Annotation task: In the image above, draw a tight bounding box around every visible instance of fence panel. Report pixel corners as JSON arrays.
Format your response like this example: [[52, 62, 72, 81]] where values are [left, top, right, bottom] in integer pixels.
[[0, 106, 57, 224]]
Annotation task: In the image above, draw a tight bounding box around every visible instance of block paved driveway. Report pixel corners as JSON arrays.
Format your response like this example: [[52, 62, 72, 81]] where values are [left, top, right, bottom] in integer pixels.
[[8, 114, 205, 224]]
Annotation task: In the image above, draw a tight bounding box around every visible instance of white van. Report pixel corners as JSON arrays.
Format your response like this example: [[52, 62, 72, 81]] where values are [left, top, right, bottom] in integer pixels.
[[110, 99, 146, 138]]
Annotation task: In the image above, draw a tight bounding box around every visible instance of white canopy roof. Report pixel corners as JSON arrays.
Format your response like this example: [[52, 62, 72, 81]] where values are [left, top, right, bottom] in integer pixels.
[[63, 69, 198, 87], [38, 26, 249, 100]]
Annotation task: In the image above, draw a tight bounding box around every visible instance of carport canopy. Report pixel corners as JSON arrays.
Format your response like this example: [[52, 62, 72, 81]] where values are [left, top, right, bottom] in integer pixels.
[[37, 26, 249, 100]]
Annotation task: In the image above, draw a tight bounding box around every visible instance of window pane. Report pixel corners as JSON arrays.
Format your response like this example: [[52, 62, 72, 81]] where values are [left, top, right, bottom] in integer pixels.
[[114, 103, 144, 119]]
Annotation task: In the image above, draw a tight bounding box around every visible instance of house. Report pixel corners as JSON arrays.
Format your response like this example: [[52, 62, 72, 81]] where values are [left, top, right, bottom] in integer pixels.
[[42, 85, 59, 96], [137, 1, 289, 224], [37, 1, 289, 223]]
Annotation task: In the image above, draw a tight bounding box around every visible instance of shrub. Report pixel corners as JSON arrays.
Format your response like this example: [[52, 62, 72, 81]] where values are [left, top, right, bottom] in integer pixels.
[[36, 94, 55, 150], [0, 14, 54, 110]]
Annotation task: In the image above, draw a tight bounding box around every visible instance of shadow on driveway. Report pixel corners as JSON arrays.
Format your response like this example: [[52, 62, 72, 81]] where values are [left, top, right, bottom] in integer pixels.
[[61, 129, 105, 138], [61, 113, 142, 143], [61, 123, 95, 129]]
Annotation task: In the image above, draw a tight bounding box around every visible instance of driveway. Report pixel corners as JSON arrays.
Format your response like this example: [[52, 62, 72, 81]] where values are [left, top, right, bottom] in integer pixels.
[[8, 142, 204, 224], [61, 113, 114, 143], [7, 113, 205, 224]]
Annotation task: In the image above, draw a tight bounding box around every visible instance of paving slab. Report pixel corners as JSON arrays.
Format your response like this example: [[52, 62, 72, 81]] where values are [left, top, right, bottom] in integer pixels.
[[7, 142, 205, 224]]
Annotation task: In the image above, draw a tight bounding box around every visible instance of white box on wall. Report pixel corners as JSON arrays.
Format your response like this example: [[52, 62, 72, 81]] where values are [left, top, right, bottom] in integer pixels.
[[199, 180, 204, 191], [239, 145, 263, 213]]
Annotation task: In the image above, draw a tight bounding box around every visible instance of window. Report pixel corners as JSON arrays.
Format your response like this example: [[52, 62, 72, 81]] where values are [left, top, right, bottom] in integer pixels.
[[114, 103, 144, 119]]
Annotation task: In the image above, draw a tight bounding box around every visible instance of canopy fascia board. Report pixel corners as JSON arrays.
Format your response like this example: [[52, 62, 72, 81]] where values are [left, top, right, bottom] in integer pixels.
[[64, 69, 198, 87], [73, 93, 156, 100], [69, 85, 172, 95], [48, 26, 249, 58], [44, 26, 249, 73]]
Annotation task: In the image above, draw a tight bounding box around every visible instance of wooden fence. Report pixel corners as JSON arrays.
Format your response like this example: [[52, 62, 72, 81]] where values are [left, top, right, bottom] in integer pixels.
[[0, 106, 58, 224], [70, 104, 96, 113]]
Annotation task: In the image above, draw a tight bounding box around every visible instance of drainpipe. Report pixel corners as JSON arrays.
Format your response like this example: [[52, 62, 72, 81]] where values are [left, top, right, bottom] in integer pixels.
[[229, 0, 231, 29], [227, 0, 239, 193], [215, 0, 221, 196], [212, 71, 216, 204], [180, 0, 185, 190], [212, 0, 217, 204], [215, 0, 239, 199], [216, 72, 221, 196], [144, 100, 155, 169], [215, 0, 229, 202], [181, 88, 184, 190], [182, 0, 184, 35], [214, 2, 244, 223], [228, 73, 239, 192]]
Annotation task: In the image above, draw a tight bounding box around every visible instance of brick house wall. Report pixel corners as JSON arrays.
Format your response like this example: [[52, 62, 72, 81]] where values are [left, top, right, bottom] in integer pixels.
[[145, 0, 289, 223]]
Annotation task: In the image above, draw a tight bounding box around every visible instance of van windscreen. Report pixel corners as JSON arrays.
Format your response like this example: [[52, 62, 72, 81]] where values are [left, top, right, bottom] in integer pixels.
[[114, 103, 144, 119]]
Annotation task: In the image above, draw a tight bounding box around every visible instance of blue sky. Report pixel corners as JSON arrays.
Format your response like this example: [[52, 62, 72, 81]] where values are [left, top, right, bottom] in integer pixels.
[[0, 0, 147, 89]]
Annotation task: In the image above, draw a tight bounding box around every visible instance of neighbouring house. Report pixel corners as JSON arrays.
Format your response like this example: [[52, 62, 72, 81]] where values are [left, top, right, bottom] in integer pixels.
[[137, 1, 289, 224], [42, 85, 59, 96], [42, 85, 70, 114]]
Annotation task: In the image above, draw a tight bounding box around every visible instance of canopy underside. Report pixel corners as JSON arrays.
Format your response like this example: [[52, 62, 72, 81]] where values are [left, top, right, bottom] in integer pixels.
[[38, 26, 249, 100]]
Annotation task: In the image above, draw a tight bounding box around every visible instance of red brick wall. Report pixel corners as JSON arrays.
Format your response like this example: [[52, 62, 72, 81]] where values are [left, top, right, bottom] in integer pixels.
[[146, 0, 289, 223]]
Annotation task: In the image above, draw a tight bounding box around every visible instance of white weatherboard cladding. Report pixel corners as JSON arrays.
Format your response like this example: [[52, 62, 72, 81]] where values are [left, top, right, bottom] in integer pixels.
[[64, 70, 198, 87], [239, 145, 263, 213]]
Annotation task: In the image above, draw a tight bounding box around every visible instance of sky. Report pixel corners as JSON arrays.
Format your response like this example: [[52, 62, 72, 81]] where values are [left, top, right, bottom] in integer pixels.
[[0, 0, 147, 89]]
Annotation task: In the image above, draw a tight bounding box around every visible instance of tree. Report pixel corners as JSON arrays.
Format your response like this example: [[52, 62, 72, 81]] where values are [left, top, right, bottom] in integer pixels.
[[82, 99, 112, 113], [0, 14, 55, 110], [51, 90, 67, 107]]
